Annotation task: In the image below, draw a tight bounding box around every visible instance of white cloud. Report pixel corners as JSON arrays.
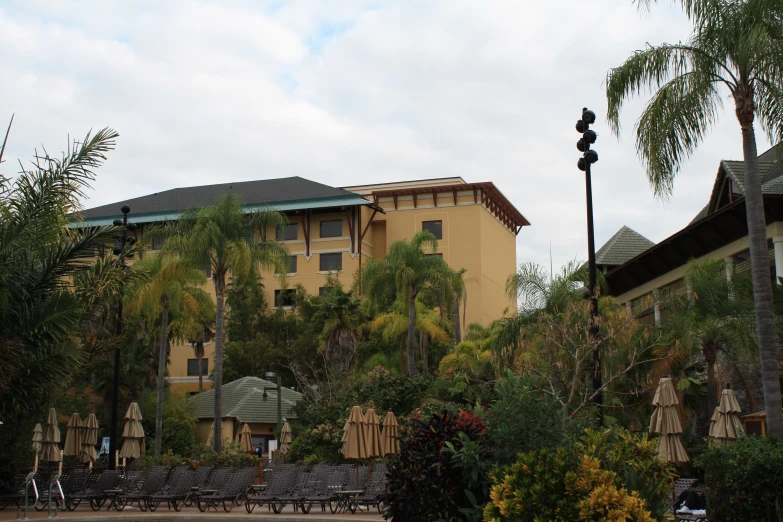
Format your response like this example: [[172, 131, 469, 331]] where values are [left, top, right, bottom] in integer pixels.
[[0, 0, 772, 275]]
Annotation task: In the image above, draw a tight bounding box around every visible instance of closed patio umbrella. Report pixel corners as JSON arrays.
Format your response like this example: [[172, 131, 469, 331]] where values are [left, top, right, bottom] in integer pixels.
[[119, 402, 144, 465], [342, 403, 368, 489], [80, 413, 99, 467], [63, 412, 83, 458], [363, 405, 383, 459], [279, 422, 292, 456], [41, 408, 62, 473], [381, 410, 400, 456], [206, 421, 215, 446], [650, 377, 689, 464], [239, 423, 253, 453], [709, 385, 745, 442], [32, 423, 43, 472]]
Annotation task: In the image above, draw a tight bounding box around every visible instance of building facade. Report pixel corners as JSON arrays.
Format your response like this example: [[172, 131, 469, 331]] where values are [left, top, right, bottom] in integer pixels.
[[79, 176, 527, 393]]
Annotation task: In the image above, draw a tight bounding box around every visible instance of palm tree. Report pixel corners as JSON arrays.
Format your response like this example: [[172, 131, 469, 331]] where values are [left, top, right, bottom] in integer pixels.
[[165, 193, 289, 451], [362, 231, 451, 374], [312, 287, 364, 374], [371, 301, 449, 373], [126, 254, 213, 457], [606, 0, 783, 437], [192, 339, 206, 393]]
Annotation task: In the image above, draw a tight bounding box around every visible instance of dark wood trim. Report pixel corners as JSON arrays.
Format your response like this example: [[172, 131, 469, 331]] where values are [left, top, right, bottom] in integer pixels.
[[432, 189, 438, 207], [453, 188, 458, 206], [346, 208, 356, 255]]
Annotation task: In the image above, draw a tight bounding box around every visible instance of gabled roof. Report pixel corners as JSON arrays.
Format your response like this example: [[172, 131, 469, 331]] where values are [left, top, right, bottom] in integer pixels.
[[78, 177, 372, 226], [595, 226, 655, 267], [189, 376, 303, 423], [703, 147, 783, 217]]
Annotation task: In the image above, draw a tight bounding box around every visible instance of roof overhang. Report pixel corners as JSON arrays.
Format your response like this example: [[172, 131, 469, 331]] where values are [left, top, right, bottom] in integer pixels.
[[605, 195, 783, 295], [69, 194, 378, 227], [370, 182, 530, 235]]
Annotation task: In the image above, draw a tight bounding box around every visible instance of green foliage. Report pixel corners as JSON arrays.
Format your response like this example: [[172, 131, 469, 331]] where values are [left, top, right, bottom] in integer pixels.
[[142, 391, 197, 457], [438, 340, 492, 380], [384, 410, 490, 521], [484, 448, 577, 522], [698, 436, 783, 522], [226, 266, 268, 343], [486, 371, 567, 466], [189, 441, 259, 468]]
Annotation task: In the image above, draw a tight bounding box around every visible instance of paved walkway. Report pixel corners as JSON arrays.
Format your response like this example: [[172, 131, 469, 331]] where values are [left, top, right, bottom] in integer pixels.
[[0, 504, 383, 522]]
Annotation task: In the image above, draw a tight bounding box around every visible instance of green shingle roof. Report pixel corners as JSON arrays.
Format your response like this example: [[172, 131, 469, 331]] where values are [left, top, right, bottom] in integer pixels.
[[595, 226, 655, 267], [721, 160, 783, 194], [188, 376, 303, 423]]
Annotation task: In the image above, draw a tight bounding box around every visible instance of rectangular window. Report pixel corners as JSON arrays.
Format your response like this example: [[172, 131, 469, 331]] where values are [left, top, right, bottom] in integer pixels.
[[151, 235, 164, 250], [320, 253, 342, 272], [276, 223, 298, 241], [275, 289, 297, 307], [320, 219, 342, 238], [187, 359, 208, 376], [319, 287, 337, 297], [203, 263, 212, 279], [422, 220, 443, 239], [288, 255, 297, 273], [426, 253, 443, 258]]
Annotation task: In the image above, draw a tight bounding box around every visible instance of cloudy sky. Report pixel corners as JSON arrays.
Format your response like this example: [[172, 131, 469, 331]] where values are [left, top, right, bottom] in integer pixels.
[[0, 1, 772, 271]]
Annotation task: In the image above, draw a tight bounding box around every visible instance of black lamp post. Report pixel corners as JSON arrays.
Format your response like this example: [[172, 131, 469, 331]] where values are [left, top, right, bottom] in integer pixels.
[[262, 372, 283, 441], [108, 205, 137, 469], [576, 107, 602, 424]]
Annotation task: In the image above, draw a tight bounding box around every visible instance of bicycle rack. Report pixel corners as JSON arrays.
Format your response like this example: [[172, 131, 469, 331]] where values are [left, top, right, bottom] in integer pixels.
[[16, 472, 38, 521], [46, 473, 64, 519]]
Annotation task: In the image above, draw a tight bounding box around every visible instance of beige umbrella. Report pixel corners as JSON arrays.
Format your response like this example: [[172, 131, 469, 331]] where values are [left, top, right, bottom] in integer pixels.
[[649, 377, 689, 464], [363, 405, 383, 459], [32, 423, 43, 472], [341, 419, 350, 455], [381, 410, 400, 456], [118, 402, 144, 465], [279, 422, 292, 455], [41, 408, 63, 473], [80, 413, 100, 467], [63, 412, 83, 458], [709, 385, 745, 442], [343, 404, 368, 488], [239, 423, 253, 453]]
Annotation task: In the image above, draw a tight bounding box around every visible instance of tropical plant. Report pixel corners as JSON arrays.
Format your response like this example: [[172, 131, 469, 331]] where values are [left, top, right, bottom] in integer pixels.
[[142, 390, 197, 457], [126, 253, 213, 456], [0, 127, 136, 489], [698, 435, 783, 522], [164, 193, 289, 450], [312, 287, 364, 374], [362, 231, 451, 374], [607, 0, 783, 438], [438, 340, 492, 380]]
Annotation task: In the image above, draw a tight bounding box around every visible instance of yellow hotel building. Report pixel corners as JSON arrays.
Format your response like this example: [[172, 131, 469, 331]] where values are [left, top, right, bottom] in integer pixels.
[[80, 176, 528, 393]]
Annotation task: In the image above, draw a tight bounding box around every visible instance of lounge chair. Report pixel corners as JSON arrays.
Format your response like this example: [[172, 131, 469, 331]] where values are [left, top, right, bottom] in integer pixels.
[[347, 468, 387, 514], [64, 469, 122, 511], [244, 465, 299, 514], [113, 467, 170, 511], [144, 468, 195, 512], [197, 467, 257, 512]]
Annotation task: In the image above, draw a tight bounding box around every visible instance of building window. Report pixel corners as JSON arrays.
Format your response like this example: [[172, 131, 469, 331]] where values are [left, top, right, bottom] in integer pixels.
[[275, 289, 297, 307], [203, 263, 212, 279], [319, 287, 338, 297], [426, 253, 443, 258], [276, 223, 298, 241], [320, 253, 342, 272], [320, 220, 342, 238], [187, 359, 208, 376], [422, 220, 443, 239], [277, 255, 297, 274]]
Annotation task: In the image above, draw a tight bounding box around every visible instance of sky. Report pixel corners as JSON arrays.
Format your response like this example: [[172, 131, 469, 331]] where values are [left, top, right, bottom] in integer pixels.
[[0, 0, 773, 272]]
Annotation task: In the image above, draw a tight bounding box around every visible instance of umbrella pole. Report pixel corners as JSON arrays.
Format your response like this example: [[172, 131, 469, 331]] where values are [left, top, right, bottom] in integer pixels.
[[33, 454, 38, 473], [58, 462, 62, 475], [355, 462, 359, 490]]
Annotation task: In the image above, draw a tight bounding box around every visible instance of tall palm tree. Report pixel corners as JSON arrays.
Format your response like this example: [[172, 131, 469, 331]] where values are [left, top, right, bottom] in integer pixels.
[[165, 193, 289, 451], [362, 231, 451, 374], [126, 254, 213, 457], [312, 287, 364, 374], [371, 301, 449, 373], [606, 0, 783, 437]]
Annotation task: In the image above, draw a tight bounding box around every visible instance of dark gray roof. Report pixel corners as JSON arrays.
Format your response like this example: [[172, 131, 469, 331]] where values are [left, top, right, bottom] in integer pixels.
[[689, 204, 709, 225], [82, 176, 357, 218], [721, 160, 783, 194], [595, 226, 655, 267], [189, 376, 303, 423]]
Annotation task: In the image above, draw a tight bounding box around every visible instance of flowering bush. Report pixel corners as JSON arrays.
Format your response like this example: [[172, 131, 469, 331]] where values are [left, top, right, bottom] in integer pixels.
[[383, 409, 490, 521]]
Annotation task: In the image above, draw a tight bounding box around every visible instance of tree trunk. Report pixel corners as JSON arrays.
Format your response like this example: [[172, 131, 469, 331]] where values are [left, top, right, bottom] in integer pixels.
[[214, 275, 225, 451], [732, 359, 759, 412], [154, 296, 169, 458], [704, 343, 717, 417], [422, 333, 429, 374], [453, 289, 462, 344], [407, 285, 417, 375], [736, 94, 783, 439], [198, 354, 203, 393]]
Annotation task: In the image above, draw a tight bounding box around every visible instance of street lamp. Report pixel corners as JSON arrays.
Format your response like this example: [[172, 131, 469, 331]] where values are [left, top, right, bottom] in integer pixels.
[[261, 372, 283, 441], [108, 205, 137, 469], [576, 107, 602, 424]]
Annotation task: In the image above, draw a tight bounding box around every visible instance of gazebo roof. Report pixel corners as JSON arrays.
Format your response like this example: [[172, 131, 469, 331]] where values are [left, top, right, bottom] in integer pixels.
[[188, 376, 303, 424]]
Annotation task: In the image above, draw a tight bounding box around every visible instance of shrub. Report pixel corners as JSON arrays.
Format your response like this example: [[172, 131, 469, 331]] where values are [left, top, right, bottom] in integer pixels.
[[576, 428, 675, 520], [698, 436, 783, 522], [141, 390, 196, 456], [383, 410, 490, 521], [486, 371, 566, 466]]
